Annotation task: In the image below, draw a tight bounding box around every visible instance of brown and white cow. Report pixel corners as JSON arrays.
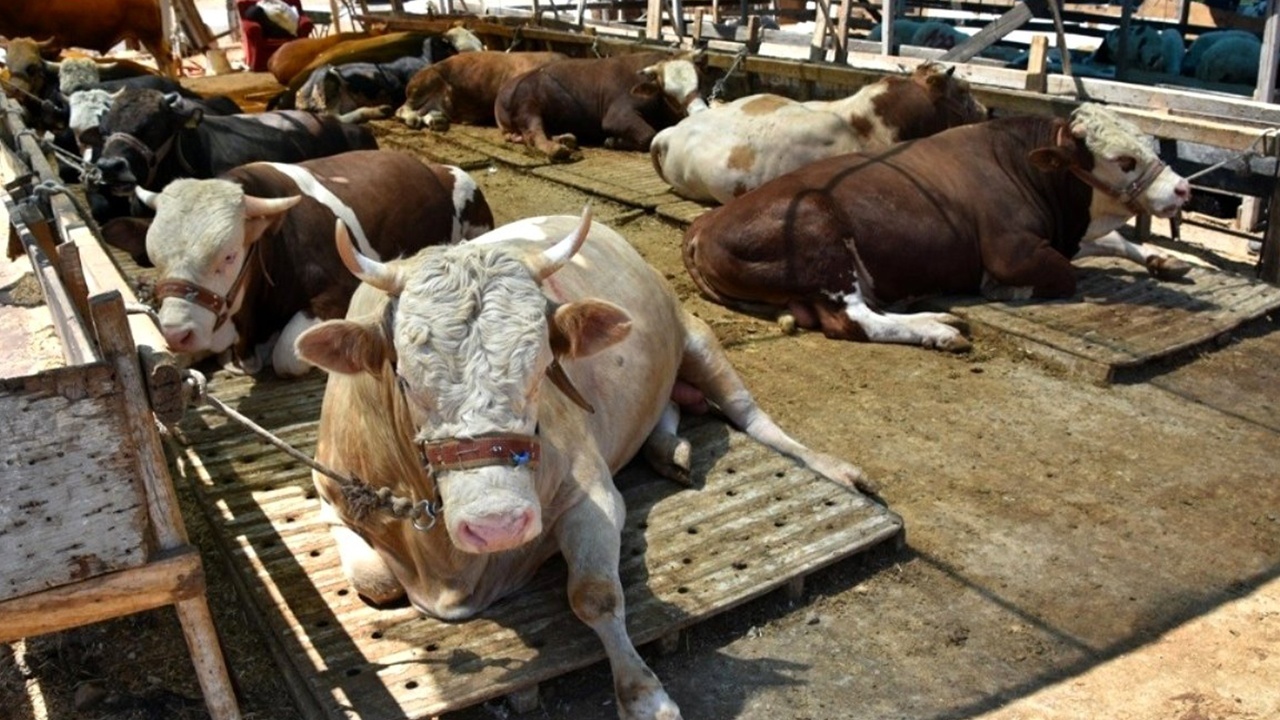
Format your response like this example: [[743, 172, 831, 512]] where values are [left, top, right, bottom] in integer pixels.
[[138, 149, 493, 376], [295, 209, 868, 720], [651, 62, 987, 204], [395, 50, 568, 130], [495, 50, 708, 162], [682, 103, 1192, 351]]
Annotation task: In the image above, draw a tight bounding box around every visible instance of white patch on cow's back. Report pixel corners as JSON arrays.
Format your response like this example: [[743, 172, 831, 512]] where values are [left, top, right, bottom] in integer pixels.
[[467, 216, 556, 246], [809, 82, 896, 144], [259, 162, 378, 260], [446, 165, 482, 240]]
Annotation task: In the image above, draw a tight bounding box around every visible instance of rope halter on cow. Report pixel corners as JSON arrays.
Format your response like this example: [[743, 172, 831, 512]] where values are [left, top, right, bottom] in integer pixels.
[[1053, 123, 1168, 216]]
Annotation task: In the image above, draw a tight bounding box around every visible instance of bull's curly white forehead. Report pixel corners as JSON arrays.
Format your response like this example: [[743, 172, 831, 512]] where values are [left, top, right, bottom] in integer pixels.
[[395, 245, 549, 438], [147, 179, 245, 266], [59, 57, 101, 95], [1070, 103, 1157, 162]]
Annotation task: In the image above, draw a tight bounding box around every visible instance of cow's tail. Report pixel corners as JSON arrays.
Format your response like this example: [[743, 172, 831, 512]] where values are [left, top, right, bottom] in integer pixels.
[[845, 234, 882, 312], [650, 134, 670, 184]]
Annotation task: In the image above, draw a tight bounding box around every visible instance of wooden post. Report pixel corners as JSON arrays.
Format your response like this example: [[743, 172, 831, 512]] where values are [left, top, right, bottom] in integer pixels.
[[811, 0, 834, 62], [1024, 34, 1049, 92], [880, 0, 894, 56], [669, 0, 687, 37], [834, 0, 851, 64], [647, 0, 664, 38], [1261, 145, 1280, 284]]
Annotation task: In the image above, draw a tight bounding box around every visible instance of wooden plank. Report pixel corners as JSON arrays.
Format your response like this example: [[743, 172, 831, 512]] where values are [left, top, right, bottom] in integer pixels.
[[930, 257, 1280, 381], [0, 363, 152, 601], [1024, 33, 1049, 93], [0, 549, 205, 642], [938, 0, 1040, 63]]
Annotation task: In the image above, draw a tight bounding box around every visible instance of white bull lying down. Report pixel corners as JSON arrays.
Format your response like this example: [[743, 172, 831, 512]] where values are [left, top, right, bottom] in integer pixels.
[[296, 209, 868, 720]]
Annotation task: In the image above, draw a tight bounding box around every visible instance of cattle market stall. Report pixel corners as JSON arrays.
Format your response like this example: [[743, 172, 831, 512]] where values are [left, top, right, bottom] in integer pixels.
[[0, 95, 241, 720]]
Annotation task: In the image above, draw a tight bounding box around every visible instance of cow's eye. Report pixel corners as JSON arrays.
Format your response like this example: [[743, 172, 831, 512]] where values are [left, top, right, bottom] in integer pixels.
[[1117, 156, 1137, 173]]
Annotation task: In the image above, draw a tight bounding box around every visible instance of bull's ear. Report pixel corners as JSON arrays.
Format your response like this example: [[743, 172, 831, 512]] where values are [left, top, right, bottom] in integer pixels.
[[630, 79, 661, 100], [548, 300, 632, 359], [1028, 145, 1075, 171], [296, 318, 392, 375]]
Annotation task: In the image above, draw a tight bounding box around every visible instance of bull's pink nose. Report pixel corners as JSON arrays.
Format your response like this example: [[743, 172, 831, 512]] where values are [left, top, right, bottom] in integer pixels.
[[164, 327, 195, 351], [1174, 180, 1191, 201], [458, 509, 536, 551]]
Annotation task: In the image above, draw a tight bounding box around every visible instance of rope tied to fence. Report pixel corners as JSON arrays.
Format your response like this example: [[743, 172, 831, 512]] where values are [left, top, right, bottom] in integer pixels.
[[709, 46, 749, 104], [1180, 126, 1280, 184], [179, 368, 441, 531]]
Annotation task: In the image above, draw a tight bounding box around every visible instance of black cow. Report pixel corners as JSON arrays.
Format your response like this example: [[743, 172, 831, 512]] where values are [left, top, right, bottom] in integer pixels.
[[91, 88, 377, 200]]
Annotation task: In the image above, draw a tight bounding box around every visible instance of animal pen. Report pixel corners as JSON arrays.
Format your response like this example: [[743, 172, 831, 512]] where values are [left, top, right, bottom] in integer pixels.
[[6, 1, 1280, 717]]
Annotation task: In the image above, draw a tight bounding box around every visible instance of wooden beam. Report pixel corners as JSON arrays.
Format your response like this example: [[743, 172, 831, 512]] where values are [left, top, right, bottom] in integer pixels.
[[1256, 0, 1279, 103], [938, 0, 1042, 63], [0, 550, 205, 642], [1024, 33, 1049, 92]]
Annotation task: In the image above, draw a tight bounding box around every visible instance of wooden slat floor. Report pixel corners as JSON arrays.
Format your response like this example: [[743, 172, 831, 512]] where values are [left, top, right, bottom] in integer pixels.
[[412, 124, 1280, 382], [170, 371, 903, 719]]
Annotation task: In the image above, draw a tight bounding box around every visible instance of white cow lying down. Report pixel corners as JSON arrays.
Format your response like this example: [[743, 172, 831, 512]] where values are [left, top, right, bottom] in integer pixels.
[[650, 62, 987, 204], [296, 209, 870, 720]]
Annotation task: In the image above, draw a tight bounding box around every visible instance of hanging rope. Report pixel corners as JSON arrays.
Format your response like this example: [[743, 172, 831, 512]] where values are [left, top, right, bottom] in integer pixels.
[[709, 46, 749, 103], [179, 368, 442, 531]]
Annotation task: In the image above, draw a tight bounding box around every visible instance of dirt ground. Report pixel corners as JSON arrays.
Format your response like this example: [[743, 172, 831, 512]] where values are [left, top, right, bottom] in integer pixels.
[[3, 119, 1280, 720]]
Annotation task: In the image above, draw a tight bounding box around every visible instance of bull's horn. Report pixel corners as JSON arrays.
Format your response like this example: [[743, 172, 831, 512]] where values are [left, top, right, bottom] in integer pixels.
[[336, 219, 404, 295], [96, 61, 119, 72], [135, 186, 161, 209], [43, 60, 61, 72], [531, 204, 592, 282], [242, 194, 301, 218]]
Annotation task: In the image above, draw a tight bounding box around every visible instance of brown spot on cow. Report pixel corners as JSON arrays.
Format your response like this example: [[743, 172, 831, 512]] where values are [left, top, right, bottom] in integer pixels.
[[740, 94, 791, 116], [570, 577, 620, 623], [727, 144, 756, 172], [732, 182, 750, 198], [847, 113, 875, 137]]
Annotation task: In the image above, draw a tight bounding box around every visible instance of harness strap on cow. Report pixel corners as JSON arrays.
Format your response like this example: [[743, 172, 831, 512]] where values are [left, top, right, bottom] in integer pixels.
[[154, 242, 263, 332], [103, 130, 178, 188]]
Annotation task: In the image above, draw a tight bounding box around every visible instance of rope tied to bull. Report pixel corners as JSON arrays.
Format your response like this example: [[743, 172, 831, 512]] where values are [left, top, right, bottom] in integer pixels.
[[178, 368, 442, 531], [709, 46, 749, 104], [1180, 126, 1280, 184]]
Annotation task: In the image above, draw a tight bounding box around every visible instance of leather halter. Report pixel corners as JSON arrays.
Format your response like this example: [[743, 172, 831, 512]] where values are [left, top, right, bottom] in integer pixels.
[[1054, 125, 1167, 215], [154, 243, 261, 332], [420, 433, 541, 474]]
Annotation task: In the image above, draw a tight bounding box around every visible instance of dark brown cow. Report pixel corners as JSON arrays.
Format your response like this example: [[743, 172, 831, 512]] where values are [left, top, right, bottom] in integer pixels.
[[136, 150, 494, 376], [682, 104, 1192, 351], [395, 50, 567, 130], [495, 50, 708, 161], [0, 1, 175, 76]]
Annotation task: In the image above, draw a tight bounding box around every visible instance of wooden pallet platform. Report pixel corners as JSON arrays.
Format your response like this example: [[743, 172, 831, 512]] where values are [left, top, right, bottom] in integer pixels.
[[932, 257, 1280, 382], [169, 371, 903, 719]]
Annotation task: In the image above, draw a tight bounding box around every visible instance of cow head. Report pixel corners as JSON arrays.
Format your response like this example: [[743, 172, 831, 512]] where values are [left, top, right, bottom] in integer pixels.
[[3, 37, 58, 100], [95, 89, 203, 195], [1028, 103, 1190, 233], [633, 50, 709, 117], [297, 209, 633, 555], [58, 57, 102, 95], [138, 179, 300, 356], [397, 65, 450, 130], [68, 88, 115, 161], [910, 62, 987, 127]]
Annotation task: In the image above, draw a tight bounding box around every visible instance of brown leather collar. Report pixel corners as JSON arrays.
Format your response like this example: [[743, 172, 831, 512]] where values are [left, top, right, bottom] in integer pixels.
[[154, 243, 261, 332], [420, 433, 541, 474]]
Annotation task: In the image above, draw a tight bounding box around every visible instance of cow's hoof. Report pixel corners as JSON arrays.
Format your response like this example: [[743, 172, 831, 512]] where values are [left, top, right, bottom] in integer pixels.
[[552, 133, 578, 150], [400, 112, 423, 129], [1146, 255, 1192, 280], [618, 688, 681, 720], [373, 105, 393, 119], [426, 112, 450, 132], [548, 145, 577, 163], [643, 434, 692, 486], [777, 312, 798, 335], [932, 333, 972, 353]]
